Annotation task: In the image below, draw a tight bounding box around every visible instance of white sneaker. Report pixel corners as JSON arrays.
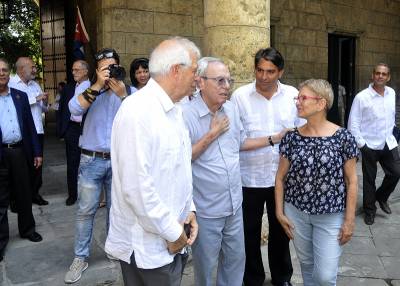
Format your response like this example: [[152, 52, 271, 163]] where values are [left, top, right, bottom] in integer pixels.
[[64, 257, 88, 284]]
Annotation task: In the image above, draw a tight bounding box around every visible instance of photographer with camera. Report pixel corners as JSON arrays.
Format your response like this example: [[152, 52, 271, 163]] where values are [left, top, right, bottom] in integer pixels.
[[64, 48, 130, 284]]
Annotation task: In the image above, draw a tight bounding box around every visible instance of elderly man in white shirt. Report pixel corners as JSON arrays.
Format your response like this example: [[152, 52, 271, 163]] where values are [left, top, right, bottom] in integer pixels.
[[105, 36, 200, 286], [9, 57, 49, 206], [231, 48, 305, 286], [348, 63, 400, 225]]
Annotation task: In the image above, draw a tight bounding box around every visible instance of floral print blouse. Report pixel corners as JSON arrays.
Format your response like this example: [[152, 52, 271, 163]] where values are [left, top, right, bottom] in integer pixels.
[[279, 128, 359, 215]]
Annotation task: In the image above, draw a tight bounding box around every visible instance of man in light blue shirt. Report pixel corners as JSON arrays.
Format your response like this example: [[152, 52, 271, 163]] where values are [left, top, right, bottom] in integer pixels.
[[65, 48, 129, 284], [182, 57, 272, 286], [0, 58, 43, 262]]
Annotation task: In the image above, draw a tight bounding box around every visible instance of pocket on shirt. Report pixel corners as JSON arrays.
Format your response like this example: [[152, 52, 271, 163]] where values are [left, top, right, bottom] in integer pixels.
[[364, 102, 379, 120], [243, 114, 262, 131]]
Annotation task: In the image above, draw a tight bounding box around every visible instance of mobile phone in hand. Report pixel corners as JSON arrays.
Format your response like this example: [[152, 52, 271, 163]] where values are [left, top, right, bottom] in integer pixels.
[[184, 223, 191, 238]]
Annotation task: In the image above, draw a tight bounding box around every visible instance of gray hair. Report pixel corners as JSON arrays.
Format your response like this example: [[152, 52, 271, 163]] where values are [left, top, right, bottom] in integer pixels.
[[298, 79, 334, 110], [15, 57, 32, 71], [74, 60, 89, 71], [373, 62, 390, 74], [196, 57, 224, 77], [149, 36, 201, 77]]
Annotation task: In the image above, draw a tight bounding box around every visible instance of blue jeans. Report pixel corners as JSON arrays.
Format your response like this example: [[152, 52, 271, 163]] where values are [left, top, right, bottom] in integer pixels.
[[74, 154, 112, 259], [284, 203, 343, 286], [192, 208, 245, 286]]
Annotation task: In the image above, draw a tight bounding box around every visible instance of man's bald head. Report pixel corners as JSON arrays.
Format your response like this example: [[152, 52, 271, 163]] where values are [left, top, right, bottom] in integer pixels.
[[15, 57, 37, 83]]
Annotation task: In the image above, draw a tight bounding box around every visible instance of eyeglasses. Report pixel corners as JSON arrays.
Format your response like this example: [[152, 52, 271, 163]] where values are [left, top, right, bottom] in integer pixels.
[[202, 76, 234, 87], [293, 95, 323, 103], [94, 51, 116, 61]]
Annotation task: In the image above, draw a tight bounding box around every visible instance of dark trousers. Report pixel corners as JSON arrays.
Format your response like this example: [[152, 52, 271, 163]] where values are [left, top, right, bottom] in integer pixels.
[[361, 145, 400, 215], [120, 251, 188, 286], [32, 134, 44, 198], [242, 187, 293, 286], [64, 122, 81, 200], [0, 147, 36, 255]]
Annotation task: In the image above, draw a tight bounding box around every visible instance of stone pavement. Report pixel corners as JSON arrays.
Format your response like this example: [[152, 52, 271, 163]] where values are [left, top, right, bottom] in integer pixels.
[[1, 126, 400, 286]]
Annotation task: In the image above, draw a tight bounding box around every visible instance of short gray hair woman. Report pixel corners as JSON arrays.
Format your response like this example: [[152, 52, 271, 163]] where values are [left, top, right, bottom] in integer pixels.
[[275, 79, 359, 285]]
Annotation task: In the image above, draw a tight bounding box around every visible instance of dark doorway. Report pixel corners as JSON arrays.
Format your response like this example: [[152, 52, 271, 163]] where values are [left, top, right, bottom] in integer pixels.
[[40, 0, 76, 101], [328, 34, 356, 127]]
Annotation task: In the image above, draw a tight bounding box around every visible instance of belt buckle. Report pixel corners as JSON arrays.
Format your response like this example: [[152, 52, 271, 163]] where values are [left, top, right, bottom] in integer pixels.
[[7, 143, 12, 148]]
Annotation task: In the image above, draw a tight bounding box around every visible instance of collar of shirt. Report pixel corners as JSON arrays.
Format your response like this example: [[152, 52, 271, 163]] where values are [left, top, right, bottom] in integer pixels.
[[251, 80, 285, 99], [195, 94, 225, 118], [11, 74, 34, 87], [0, 88, 10, 98], [148, 78, 175, 113], [368, 83, 390, 97]]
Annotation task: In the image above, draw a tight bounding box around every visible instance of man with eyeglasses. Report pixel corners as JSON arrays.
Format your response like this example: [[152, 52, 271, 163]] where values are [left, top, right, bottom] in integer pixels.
[[348, 63, 400, 225], [231, 48, 305, 286], [64, 48, 130, 284], [58, 60, 90, 206], [9, 57, 49, 206], [0, 58, 43, 262], [182, 57, 274, 286]]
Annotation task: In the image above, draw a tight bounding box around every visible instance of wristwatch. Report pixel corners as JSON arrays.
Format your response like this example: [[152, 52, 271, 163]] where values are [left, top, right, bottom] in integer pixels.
[[268, 136, 274, 146]]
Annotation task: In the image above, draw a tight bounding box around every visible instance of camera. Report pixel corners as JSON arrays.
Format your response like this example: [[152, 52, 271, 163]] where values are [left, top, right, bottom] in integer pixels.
[[108, 64, 126, 81]]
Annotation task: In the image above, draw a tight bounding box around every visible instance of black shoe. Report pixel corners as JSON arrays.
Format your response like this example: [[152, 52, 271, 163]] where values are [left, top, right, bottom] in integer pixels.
[[0, 255, 3, 262], [66, 196, 77, 206], [377, 200, 392, 214], [273, 282, 293, 286], [364, 213, 375, 225], [32, 195, 49, 206], [21, 232, 43, 242], [9, 201, 17, 213]]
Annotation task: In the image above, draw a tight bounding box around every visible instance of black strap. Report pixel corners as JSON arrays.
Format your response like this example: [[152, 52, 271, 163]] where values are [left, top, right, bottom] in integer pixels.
[[80, 83, 132, 135]]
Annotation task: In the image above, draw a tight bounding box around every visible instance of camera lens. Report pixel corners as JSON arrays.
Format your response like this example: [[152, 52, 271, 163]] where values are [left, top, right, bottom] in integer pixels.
[[108, 64, 126, 81]]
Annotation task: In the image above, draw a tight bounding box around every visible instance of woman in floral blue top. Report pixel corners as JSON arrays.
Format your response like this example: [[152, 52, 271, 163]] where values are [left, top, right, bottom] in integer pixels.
[[275, 79, 359, 286]]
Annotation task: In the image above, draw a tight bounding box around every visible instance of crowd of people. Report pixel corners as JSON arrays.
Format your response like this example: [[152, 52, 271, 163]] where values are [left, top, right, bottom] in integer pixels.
[[0, 35, 398, 286]]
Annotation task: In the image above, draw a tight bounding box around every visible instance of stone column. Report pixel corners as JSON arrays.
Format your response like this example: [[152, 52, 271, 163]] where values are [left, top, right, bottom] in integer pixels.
[[203, 0, 270, 85]]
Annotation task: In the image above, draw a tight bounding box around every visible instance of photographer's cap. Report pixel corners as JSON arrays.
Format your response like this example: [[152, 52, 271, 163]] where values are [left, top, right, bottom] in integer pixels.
[[94, 48, 120, 64]]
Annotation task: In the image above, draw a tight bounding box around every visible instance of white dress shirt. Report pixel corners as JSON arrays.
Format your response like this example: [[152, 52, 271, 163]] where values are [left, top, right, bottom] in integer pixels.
[[70, 79, 90, 123], [105, 78, 194, 269], [9, 74, 47, 134], [231, 81, 305, 188], [348, 84, 397, 150]]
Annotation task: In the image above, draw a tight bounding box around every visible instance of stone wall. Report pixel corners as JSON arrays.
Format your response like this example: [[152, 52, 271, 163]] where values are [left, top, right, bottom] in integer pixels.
[[78, 0, 400, 93], [271, 0, 400, 92], [81, 0, 204, 82]]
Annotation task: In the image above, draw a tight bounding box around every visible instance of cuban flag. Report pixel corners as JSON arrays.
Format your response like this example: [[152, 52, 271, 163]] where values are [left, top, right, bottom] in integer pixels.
[[73, 6, 90, 60]]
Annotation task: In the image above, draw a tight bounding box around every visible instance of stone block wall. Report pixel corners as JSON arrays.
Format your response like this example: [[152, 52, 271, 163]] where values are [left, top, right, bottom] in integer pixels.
[[271, 0, 400, 92], [81, 0, 204, 83]]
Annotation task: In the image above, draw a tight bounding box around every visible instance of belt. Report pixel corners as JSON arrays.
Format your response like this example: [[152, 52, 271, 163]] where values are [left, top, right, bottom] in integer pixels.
[[81, 148, 110, 159], [2, 141, 23, 149]]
